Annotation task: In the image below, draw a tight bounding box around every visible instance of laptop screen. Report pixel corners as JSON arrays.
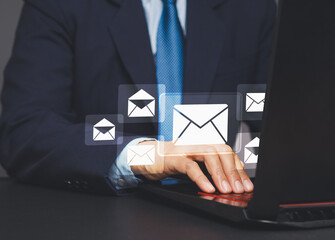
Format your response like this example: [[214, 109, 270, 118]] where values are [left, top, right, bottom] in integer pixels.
[[252, 0, 335, 206]]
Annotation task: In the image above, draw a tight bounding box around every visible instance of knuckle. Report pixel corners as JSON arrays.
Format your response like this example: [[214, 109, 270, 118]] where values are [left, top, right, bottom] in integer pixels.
[[213, 167, 224, 177], [195, 174, 205, 183], [227, 168, 240, 180], [185, 161, 198, 171], [222, 144, 233, 153]]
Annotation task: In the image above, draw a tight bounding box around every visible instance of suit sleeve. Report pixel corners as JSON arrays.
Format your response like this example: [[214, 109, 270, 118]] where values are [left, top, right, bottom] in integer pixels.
[[0, 1, 120, 195]]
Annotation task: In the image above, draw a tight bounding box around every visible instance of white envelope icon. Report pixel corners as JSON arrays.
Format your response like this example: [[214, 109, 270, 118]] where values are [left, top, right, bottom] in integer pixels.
[[245, 93, 266, 112], [172, 104, 228, 146], [128, 89, 155, 117], [93, 118, 115, 141], [127, 145, 155, 166], [244, 137, 260, 164]]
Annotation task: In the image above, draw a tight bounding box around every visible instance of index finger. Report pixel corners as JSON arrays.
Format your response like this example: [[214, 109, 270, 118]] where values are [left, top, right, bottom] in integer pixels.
[[171, 157, 215, 193]]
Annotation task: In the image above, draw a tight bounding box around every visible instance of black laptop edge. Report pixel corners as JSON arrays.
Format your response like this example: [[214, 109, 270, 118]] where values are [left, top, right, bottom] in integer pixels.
[[141, 0, 335, 228]]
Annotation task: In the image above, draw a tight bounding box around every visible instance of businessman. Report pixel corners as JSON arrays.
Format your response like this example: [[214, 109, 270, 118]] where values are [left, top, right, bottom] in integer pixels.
[[0, 0, 276, 195]]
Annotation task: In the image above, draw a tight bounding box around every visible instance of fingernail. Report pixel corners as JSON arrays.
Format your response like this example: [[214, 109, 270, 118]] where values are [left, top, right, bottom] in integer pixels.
[[243, 180, 254, 192], [222, 180, 232, 193], [234, 181, 244, 192], [205, 182, 215, 192]]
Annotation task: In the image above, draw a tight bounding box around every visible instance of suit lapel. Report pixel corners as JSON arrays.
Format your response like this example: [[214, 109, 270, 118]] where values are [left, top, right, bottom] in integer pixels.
[[107, 0, 227, 91], [107, 0, 156, 85], [184, 0, 227, 93]]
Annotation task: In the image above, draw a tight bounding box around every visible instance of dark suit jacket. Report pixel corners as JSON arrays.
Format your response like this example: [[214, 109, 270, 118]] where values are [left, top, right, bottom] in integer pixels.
[[0, 0, 276, 195]]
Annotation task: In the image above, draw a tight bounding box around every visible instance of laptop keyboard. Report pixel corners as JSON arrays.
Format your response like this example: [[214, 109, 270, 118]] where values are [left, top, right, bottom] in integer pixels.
[[198, 192, 252, 208]]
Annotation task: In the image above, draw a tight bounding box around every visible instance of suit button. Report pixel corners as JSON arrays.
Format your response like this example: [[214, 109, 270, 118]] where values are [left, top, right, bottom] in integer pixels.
[[74, 180, 80, 189], [117, 179, 126, 187], [65, 180, 73, 189]]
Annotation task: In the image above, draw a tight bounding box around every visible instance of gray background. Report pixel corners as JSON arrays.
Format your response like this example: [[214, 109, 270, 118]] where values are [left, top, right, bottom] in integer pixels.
[[0, 0, 23, 177]]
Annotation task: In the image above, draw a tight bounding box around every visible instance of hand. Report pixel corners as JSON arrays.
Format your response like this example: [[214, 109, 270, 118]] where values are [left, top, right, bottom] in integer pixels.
[[131, 141, 254, 194]]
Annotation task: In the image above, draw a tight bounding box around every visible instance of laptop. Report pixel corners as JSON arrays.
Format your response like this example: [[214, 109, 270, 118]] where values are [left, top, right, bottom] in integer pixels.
[[140, 0, 335, 228]]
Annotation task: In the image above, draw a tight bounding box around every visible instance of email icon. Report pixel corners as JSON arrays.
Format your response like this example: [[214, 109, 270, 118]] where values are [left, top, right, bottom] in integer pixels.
[[128, 89, 155, 117], [245, 93, 266, 112], [127, 145, 155, 166], [172, 104, 228, 146], [244, 137, 260, 163], [93, 118, 115, 141]]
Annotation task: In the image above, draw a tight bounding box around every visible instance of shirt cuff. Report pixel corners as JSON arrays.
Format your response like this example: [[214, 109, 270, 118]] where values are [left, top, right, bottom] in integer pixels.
[[108, 137, 156, 191]]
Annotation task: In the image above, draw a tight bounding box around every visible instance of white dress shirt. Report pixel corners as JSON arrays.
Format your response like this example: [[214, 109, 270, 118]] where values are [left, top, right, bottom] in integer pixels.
[[109, 0, 187, 191], [142, 0, 187, 54]]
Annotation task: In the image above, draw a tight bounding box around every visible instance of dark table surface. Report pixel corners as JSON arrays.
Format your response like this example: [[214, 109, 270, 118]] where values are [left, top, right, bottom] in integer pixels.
[[0, 178, 335, 240]]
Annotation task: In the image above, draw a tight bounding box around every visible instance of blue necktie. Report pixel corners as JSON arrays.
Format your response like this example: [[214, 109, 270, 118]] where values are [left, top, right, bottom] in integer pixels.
[[156, 0, 184, 141]]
